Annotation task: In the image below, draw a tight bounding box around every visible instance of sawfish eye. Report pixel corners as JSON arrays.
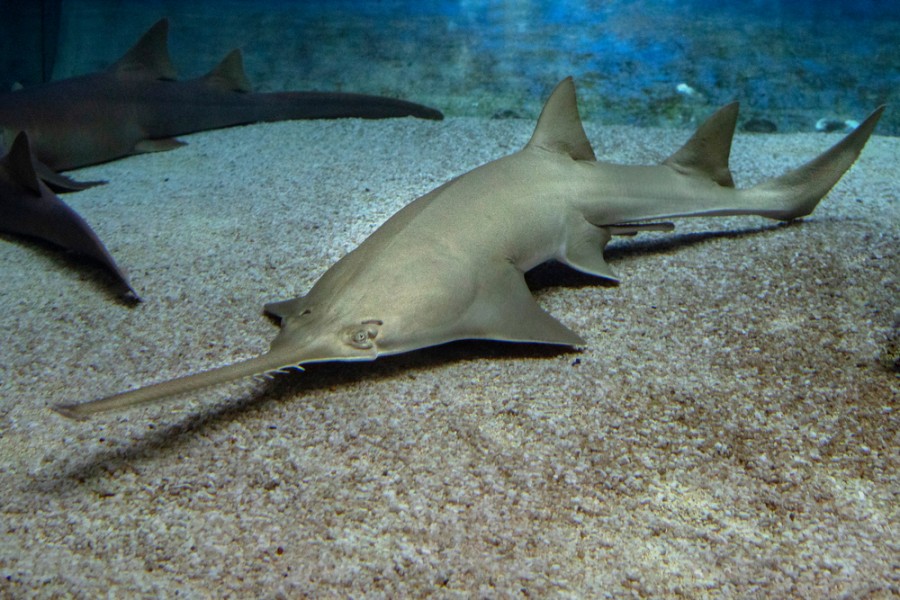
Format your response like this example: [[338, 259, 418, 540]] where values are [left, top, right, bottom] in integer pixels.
[[350, 329, 370, 347], [346, 320, 382, 350]]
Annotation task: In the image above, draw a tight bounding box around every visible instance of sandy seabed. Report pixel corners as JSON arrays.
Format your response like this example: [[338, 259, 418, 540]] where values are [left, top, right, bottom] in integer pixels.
[[0, 115, 897, 598]]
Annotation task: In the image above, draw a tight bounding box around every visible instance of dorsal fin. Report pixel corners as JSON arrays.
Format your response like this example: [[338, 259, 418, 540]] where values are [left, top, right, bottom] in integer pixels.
[[3, 131, 42, 192], [203, 49, 252, 93], [108, 18, 177, 80], [525, 77, 596, 161], [0, 127, 102, 191], [662, 102, 738, 187]]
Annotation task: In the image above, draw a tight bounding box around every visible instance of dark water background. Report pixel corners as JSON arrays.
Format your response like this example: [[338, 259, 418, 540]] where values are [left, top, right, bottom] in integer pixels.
[[1, 0, 897, 133]]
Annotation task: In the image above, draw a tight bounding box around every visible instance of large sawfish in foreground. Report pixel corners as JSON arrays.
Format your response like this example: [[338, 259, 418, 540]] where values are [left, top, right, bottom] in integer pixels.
[[1, 18, 442, 298], [54, 78, 883, 419]]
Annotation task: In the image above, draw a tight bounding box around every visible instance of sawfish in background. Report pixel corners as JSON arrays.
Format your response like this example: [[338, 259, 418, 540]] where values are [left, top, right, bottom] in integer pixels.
[[0, 18, 443, 174], [53, 78, 883, 419], [0, 131, 137, 297], [0, 18, 443, 298]]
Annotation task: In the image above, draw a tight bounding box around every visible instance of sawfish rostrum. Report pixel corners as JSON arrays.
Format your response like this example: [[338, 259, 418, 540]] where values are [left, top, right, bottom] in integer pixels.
[[54, 78, 883, 419]]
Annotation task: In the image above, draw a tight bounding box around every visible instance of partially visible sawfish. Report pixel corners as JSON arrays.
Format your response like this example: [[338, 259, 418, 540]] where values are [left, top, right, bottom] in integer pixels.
[[0, 18, 442, 175], [53, 77, 883, 419], [0, 18, 442, 297], [0, 131, 136, 297]]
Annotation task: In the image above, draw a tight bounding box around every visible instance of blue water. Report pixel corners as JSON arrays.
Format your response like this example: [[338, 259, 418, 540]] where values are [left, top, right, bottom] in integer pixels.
[[2, 0, 897, 134]]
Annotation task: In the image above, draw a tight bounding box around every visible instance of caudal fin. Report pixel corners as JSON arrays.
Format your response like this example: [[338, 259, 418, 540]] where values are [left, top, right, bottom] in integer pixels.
[[745, 105, 885, 221]]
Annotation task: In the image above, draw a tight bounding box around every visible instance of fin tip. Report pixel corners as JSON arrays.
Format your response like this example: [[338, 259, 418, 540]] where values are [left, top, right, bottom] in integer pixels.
[[51, 404, 89, 421]]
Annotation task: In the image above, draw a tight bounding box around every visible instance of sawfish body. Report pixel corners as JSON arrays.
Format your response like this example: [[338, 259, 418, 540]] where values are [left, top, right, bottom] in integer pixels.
[[0, 67, 443, 173], [54, 77, 883, 419], [0, 18, 442, 174], [0, 132, 137, 296], [0, 18, 441, 299]]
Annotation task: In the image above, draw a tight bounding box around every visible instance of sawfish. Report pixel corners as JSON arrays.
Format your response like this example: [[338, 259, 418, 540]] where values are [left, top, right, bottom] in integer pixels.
[[0, 131, 137, 297], [0, 18, 442, 298], [53, 77, 883, 419], [0, 18, 442, 175]]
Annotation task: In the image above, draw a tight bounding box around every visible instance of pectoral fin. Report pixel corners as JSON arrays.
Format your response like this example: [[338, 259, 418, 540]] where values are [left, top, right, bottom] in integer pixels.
[[467, 264, 585, 346], [264, 296, 307, 320]]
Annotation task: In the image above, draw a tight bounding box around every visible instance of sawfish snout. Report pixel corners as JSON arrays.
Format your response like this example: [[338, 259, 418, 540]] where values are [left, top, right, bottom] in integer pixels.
[[52, 310, 387, 419]]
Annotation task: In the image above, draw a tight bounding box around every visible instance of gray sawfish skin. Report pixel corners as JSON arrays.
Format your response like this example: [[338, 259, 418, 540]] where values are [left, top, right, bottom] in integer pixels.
[[0, 18, 442, 175], [54, 77, 883, 419], [0, 18, 442, 299], [0, 132, 136, 297]]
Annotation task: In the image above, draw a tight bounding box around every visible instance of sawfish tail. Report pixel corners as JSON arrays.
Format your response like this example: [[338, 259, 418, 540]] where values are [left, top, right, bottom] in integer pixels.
[[258, 91, 445, 121], [742, 105, 885, 220], [198, 50, 442, 121], [613, 104, 886, 224], [665, 104, 885, 222], [52, 350, 305, 420]]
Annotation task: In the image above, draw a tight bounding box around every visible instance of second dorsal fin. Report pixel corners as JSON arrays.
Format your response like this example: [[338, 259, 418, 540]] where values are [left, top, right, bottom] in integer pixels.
[[202, 49, 252, 93], [662, 103, 738, 187]]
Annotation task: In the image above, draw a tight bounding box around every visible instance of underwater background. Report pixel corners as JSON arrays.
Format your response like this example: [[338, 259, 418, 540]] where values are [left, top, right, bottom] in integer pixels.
[[1, 1, 897, 597], [1, 0, 897, 134]]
